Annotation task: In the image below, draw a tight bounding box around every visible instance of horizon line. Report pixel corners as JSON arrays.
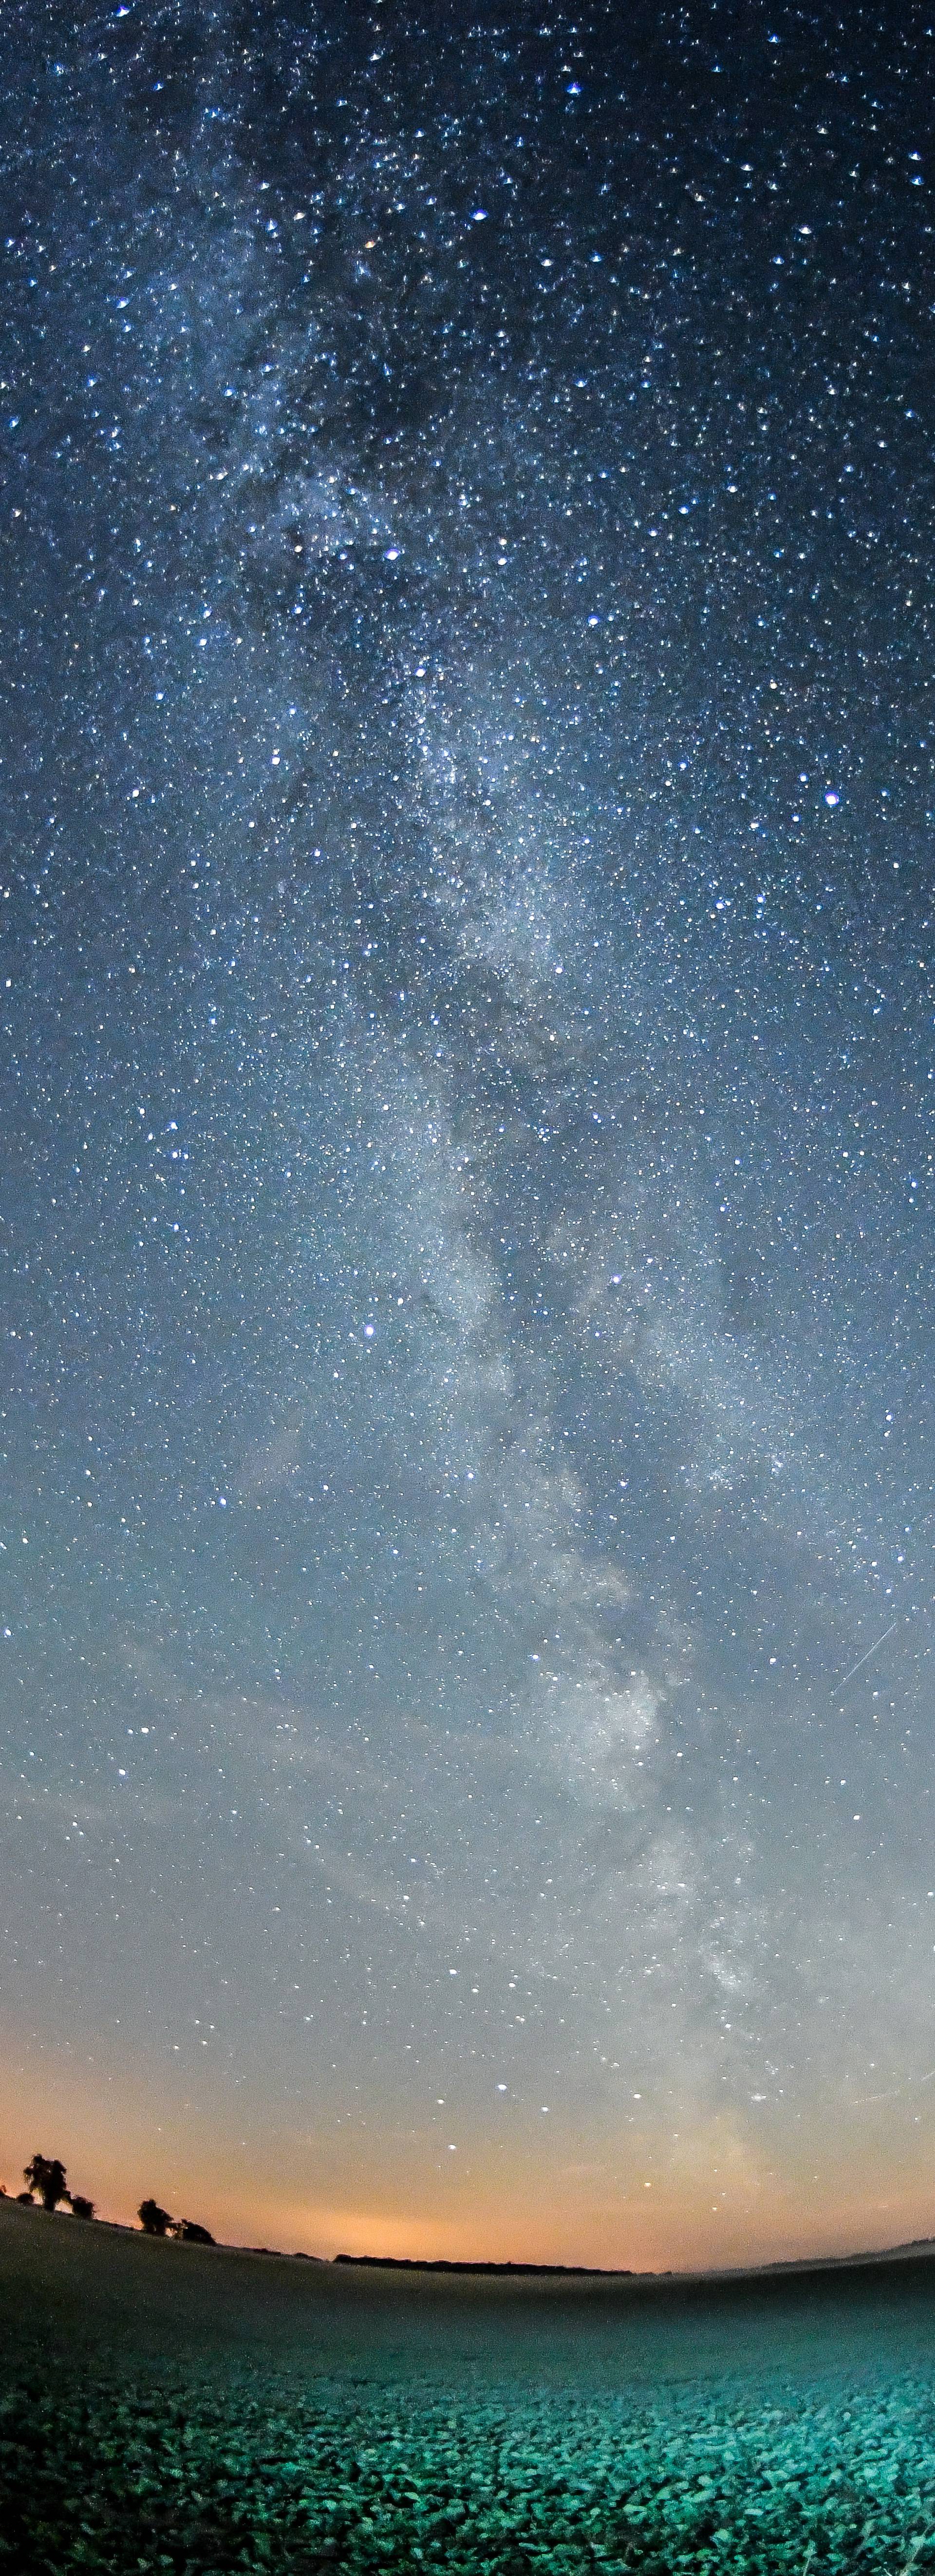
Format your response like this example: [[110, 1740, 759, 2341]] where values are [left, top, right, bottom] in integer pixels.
[[5, 2197, 935, 2285]]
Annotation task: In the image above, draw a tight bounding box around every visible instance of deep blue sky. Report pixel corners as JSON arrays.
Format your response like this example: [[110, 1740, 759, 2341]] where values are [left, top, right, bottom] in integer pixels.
[[0, 0, 934, 2263]]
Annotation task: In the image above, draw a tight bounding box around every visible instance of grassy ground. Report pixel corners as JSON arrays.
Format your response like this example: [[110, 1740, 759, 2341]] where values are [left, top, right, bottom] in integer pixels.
[[2, 2203, 935, 2572]]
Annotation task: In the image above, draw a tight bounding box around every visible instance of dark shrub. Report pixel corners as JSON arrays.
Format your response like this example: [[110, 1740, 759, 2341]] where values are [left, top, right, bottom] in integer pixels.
[[138, 2197, 174, 2236]]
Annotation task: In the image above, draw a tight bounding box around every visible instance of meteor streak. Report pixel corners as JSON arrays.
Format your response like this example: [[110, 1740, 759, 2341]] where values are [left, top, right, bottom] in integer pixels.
[[834, 1619, 899, 1697]]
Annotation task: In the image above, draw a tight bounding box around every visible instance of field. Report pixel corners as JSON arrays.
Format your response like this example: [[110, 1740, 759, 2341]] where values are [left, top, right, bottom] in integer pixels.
[[2, 2203, 935, 2573]]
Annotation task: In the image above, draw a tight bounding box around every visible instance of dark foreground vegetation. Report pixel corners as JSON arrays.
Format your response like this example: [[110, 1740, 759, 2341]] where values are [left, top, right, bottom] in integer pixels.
[[3, 2203, 935, 2574], [5, 2363, 935, 2576]]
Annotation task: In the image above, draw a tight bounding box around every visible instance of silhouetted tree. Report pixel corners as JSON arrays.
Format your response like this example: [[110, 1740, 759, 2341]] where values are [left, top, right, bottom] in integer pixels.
[[23, 2154, 69, 2211], [172, 2218, 215, 2245], [15, 2190, 33, 2205], [69, 2194, 95, 2221], [138, 2197, 173, 2236]]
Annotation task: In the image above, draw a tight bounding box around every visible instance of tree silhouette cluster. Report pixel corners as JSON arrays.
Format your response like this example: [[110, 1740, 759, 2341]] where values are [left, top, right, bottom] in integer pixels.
[[138, 2198, 214, 2244], [1, 2154, 213, 2242], [17, 2154, 94, 2219]]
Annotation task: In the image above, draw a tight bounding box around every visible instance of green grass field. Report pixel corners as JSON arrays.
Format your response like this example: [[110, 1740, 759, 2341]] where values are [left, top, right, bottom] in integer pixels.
[[2, 2200, 935, 2573]]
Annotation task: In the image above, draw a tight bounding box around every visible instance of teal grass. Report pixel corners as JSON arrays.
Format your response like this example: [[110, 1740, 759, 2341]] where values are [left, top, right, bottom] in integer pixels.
[[3, 2368, 935, 2574], [3, 2203, 935, 2573]]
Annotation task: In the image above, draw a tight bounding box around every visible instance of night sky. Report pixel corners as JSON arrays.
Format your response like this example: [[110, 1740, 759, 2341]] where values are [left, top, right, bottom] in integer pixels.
[[1, 0, 934, 2269]]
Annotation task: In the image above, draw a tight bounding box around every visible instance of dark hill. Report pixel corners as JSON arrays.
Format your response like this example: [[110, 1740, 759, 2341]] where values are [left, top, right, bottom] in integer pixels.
[[4, 2197, 935, 2389]]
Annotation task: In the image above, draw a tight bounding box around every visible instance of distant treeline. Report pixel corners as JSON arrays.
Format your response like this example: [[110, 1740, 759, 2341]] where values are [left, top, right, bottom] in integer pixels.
[[333, 2254, 633, 2277]]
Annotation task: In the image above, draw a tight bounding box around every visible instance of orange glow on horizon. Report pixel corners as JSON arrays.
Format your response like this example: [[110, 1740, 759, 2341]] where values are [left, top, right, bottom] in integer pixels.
[[2, 2039, 934, 2279]]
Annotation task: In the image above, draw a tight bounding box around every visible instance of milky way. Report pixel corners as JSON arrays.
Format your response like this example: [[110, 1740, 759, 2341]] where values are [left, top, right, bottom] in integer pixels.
[[1, 2, 934, 2264]]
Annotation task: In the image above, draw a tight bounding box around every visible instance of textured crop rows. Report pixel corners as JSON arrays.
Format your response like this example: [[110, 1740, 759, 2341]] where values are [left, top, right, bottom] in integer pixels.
[[1, 2367, 935, 2575]]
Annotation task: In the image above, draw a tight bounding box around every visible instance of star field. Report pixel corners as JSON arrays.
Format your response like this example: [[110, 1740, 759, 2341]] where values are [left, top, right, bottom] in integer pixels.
[[0, 0, 934, 2265]]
